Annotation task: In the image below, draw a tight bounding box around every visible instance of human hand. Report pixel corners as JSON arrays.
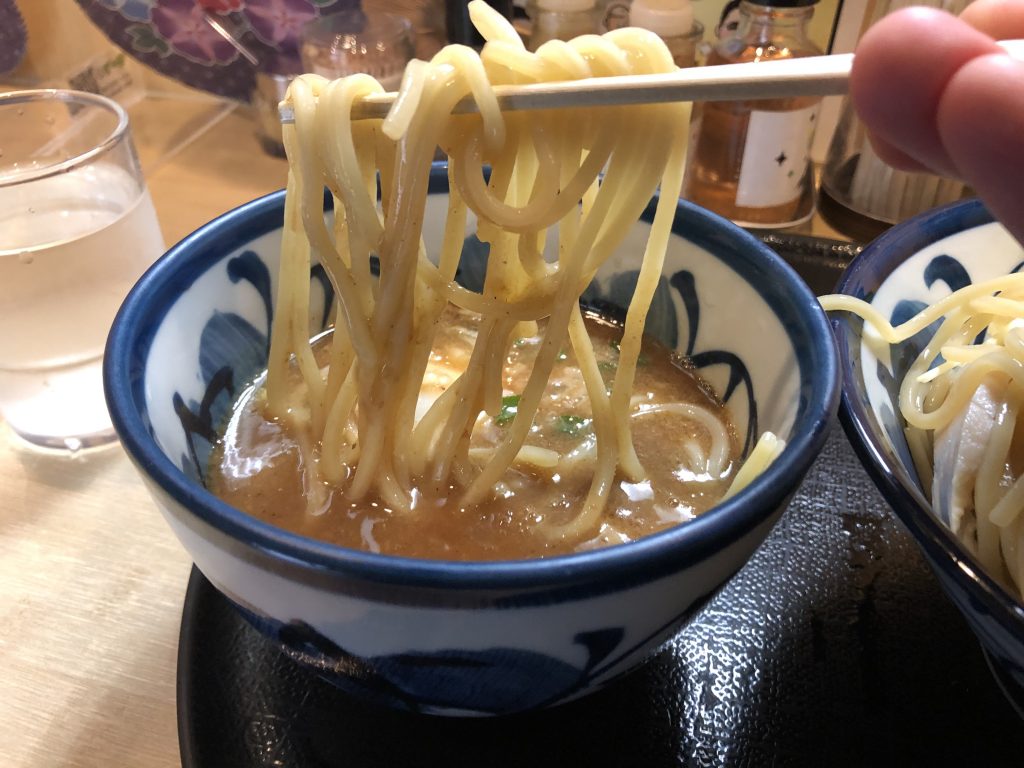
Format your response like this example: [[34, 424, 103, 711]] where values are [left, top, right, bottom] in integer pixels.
[[850, 0, 1024, 243]]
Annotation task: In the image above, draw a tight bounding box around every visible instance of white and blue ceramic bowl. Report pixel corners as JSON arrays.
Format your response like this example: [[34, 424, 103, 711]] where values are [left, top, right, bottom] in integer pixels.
[[105, 165, 838, 716], [833, 198, 1024, 716]]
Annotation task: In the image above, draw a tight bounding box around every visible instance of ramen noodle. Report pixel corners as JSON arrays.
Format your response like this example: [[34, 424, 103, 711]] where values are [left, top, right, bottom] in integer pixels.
[[208, 1, 784, 556], [821, 275, 1024, 598]]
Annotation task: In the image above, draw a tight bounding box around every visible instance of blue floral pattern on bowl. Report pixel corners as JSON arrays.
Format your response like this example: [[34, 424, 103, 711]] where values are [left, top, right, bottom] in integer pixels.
[[105, 165, 838, 715]]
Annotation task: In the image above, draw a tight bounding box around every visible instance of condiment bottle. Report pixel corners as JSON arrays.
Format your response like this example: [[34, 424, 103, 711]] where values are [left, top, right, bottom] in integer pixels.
[[527, 0, 601, 51], [683, 0, 822, 228], [628, 0, 703, 68]]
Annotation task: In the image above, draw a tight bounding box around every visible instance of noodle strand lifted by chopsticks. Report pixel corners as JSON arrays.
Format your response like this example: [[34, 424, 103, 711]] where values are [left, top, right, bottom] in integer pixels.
[[268, 1, 772, 543]]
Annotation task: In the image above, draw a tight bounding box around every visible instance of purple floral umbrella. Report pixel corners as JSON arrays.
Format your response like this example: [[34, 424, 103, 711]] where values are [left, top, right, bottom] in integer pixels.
[[0, 0, 27, 75], [75, 0, 359, 101]]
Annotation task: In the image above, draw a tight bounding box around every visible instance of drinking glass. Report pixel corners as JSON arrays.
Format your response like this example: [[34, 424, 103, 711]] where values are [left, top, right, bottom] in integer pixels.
[[0, 89, 165, 452]]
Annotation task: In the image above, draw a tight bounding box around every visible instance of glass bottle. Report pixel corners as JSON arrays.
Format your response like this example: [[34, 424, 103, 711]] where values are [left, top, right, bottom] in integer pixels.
[[818, 97, 968, 242], [527, 0, 601, 51], [816, 0, 970, 241], [683, 0, 823, 228], [629, 0, 704, 68]]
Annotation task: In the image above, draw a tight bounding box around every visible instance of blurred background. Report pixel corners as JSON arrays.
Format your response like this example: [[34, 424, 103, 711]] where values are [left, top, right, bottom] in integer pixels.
[[7, 0, 956, 244], [0, 0, 847, 174]]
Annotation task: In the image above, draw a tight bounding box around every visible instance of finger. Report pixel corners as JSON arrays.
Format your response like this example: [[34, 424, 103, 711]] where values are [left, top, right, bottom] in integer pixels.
[[937, 50, 1024, 244], [960, 0, 1024, 39], [862, 135, 932, 174], [850, 7, 1004, 178]]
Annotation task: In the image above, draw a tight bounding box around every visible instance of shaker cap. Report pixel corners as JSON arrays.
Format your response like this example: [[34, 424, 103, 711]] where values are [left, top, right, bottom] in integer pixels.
[[743, 0, 819, 7], [629, 0, 695, 38], [535, 0, 597, 12]]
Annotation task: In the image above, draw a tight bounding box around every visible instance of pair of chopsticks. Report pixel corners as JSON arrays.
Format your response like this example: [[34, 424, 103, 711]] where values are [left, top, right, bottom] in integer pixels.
[[278, 39, 1024, 124]]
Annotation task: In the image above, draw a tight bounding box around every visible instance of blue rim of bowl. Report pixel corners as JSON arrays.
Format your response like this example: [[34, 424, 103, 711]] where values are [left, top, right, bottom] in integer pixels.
[[105, 167, 839, 591], [834, 197, 1024, 630]]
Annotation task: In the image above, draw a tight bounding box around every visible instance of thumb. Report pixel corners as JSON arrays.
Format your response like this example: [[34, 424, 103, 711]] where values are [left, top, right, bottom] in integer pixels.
[[850, 7, 1003, 178]]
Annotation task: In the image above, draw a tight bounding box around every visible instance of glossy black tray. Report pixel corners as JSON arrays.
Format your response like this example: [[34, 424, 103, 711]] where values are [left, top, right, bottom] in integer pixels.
[[177, 237, 1024, 767]]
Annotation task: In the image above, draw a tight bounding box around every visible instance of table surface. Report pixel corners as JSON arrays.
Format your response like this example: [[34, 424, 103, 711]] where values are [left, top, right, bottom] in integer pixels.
[[1, 96, 857, 767], [1, 100, 288, 768]]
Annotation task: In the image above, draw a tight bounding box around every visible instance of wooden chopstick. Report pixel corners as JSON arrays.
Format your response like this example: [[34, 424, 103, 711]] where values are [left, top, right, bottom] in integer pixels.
[[278, 39, 1024, 124]]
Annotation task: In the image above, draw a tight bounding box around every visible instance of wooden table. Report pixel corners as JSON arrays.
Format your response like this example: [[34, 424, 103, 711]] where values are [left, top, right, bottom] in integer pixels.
[[1, 102, 287, 768]]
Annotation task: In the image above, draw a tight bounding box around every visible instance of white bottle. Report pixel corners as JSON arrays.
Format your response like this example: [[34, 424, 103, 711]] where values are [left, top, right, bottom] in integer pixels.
[[527, 0, 601, 51], [628, 0, 703, 67]]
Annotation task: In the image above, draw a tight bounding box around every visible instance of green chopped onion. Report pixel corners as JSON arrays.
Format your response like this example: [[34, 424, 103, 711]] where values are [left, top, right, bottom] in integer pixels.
[[555, 414, 591, 437], [495, 395, 521, 426]]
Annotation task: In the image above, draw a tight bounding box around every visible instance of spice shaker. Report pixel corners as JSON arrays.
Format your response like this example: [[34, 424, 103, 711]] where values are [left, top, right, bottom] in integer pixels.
[[300, 11, 416, 93], [629, 0, 703, 68], [527, 0, 601, 50]]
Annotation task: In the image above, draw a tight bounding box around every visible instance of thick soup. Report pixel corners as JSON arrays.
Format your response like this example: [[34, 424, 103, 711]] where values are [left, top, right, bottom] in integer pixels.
[[208, 308, 740, 560]]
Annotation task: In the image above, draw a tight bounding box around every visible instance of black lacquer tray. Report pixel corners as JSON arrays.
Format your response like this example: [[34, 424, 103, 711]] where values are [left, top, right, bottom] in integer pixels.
[[177, 237, 1024, 767]]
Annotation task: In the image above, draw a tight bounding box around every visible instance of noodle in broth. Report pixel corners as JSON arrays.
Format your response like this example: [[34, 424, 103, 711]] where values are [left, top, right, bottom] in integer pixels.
[[208, 1, 784, 557]]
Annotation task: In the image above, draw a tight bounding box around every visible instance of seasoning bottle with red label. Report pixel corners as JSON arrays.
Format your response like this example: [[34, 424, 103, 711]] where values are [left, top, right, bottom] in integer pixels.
[[683, 0, 823, 228]]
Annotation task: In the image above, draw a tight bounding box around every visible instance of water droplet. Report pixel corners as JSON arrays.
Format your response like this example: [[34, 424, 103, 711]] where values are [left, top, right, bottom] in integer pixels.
[[27, 207, 34, 214], [63, 437, 83, 457], [17, 253, 33, 265]]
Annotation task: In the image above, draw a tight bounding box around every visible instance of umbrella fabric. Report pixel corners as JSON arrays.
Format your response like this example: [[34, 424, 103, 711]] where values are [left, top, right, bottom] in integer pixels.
[[0, 0, 28, 75], [74, 0, 358, 101]]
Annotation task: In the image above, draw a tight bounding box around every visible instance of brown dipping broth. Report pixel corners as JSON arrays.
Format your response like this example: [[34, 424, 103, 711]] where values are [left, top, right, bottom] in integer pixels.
[[208, 309, 740, 560]]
